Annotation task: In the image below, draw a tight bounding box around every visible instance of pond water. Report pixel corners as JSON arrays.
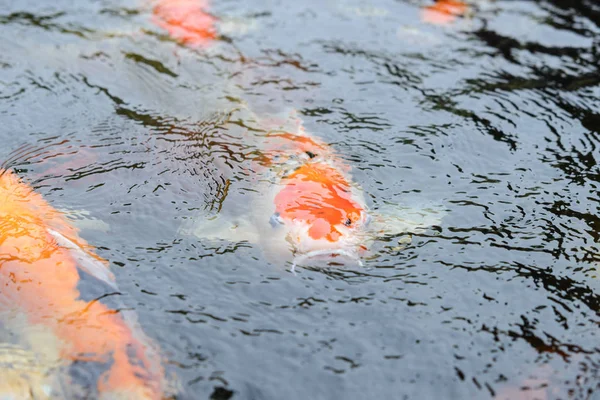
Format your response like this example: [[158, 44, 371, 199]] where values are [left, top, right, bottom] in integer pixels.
[[1, 0, 600, 398]]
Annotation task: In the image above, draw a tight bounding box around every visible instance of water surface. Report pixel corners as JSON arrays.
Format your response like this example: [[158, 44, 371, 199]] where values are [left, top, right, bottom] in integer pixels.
[[1, 0, 600, 398]]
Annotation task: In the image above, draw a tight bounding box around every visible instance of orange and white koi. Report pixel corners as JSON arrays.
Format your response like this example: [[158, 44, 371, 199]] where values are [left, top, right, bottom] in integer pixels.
[[0, 169, 165, 399], [148, 0, 443, 266], [421, 0, 469, 25], [151, 0, 217, 47], [181, 108, 444, 269], [256, 121, 371, 267]]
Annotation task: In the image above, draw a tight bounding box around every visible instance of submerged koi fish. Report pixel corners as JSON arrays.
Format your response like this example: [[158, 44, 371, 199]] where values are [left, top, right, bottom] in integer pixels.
[[151, 0, 217, 47], [259, 124, 370, 266], [148, 0, 442, 267], [182, 108, 444, 269], [0, 169, 165, 399], [421, 0, 469, 25]]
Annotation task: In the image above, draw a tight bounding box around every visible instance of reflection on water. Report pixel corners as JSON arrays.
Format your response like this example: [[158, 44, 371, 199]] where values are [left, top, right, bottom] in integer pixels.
[[1, 0, 600, 398]]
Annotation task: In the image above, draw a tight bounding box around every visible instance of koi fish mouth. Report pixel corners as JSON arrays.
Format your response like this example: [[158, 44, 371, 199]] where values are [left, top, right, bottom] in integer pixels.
[[275, 210, 371, 251], [291, 248, 364, 273]]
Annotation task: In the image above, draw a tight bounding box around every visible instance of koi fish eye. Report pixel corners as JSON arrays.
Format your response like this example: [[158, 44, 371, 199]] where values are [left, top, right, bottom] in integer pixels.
[[305, 151, 317, 159], [343, 212, 369, 228]]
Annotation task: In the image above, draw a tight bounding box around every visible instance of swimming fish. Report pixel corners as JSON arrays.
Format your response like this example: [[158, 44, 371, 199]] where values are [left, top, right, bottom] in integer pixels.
[[421, 0, 469, 25], [258, 124, 370, 266], [0, 169, 165, 399], [181, 108, 444, 269], [149, 0, 443, 268], [151, 0, 217, 47]]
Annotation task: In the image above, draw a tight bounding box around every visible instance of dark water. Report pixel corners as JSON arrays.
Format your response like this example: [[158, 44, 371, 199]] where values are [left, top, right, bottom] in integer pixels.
[[1, 0, 600, 398]]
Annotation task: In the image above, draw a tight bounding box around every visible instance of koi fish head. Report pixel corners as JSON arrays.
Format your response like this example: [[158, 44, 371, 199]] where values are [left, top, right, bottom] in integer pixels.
[[272, 162, 369, 261]]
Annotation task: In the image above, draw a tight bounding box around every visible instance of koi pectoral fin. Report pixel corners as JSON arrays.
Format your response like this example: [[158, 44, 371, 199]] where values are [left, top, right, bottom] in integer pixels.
[[61, 209, 111, 233], [369, 202, 447, 237], [47, 229, 117, 288], [178, 213, 261, 244]]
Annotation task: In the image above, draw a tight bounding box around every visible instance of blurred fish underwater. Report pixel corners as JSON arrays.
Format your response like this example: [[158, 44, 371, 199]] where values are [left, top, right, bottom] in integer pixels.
[[421, 0, 470, 25], [152, 0, 217, 48], [0, 168, 169, 399]]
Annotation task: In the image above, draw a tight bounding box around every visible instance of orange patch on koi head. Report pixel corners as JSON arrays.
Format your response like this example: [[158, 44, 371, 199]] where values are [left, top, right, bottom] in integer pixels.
[[274, 163, 364, 243], [152, 0, 217, 47], [421, 0, 468, 25]]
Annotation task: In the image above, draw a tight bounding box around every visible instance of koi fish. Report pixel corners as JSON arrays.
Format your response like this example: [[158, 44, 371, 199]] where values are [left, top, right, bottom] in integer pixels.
[[181, 108, 445, 269], [0, 169, 165, 399], [421, 0, 469, 25], [151, 0, 217, 47], [148, 0, 443, 267], [258, 124, 370, 266]]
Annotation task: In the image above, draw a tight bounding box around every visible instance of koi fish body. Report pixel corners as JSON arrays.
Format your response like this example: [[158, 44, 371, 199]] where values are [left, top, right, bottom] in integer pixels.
[[151, 0, 260, 49], [0, 169, 165, 399], [181, 108, 445, 269]]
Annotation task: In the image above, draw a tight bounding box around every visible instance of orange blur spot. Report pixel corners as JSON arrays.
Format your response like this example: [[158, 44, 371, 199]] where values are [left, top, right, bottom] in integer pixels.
[[152, 0, 217, 47], [275, 163, 363, 242], [421, 0, 468, 25], [0, 169, 163, 398]]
